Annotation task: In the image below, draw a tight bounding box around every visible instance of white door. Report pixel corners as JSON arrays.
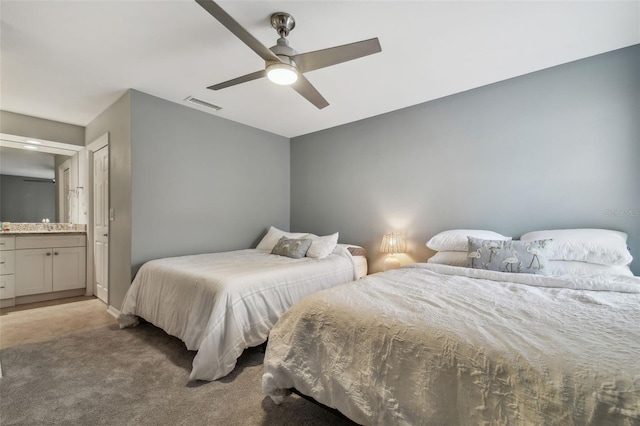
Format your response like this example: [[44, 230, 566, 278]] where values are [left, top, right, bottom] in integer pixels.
[[58, 159, 71, 223], [93, 146, 109, 303], [63, 167, 70, 222]]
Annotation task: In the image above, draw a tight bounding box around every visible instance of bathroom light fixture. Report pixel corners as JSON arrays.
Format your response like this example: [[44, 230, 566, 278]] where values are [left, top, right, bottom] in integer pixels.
[[23, 145, 38, 150], [266, 62, 298, 85], [380, 233, 406, 271], [25, 139, 42, 145]]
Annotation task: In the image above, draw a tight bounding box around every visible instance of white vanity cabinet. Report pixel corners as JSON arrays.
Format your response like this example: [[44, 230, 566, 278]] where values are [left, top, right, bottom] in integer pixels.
[[0, 235, 16, 301], [15, 235, 86, 297]]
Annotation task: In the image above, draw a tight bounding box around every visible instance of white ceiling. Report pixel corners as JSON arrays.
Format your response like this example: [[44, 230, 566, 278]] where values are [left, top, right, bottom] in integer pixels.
[[1, 1, 638, 138]]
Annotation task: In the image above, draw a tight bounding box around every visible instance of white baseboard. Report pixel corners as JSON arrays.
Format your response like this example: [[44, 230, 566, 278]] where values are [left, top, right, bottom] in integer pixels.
[[107, 305, 121, 319]]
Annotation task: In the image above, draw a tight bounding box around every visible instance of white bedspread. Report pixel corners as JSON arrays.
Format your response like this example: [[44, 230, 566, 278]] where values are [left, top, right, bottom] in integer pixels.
[[262, 263, 640, 425], [119, 248, 356, 381]]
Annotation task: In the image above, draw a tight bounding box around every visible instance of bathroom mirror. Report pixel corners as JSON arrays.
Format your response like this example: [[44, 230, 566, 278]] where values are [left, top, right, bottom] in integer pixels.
[[0, 146, 61, 222], [1, 133, 85, 225]]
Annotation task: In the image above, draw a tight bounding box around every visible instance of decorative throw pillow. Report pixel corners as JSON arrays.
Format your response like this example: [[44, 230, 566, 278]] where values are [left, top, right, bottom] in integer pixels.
[[271, 237, 313, 259], [256, 226, 308, 251], [466, 237, 553, 275]]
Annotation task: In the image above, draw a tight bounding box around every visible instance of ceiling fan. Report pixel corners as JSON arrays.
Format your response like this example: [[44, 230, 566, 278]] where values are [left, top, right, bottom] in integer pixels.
[[195, 0, 382, 109]]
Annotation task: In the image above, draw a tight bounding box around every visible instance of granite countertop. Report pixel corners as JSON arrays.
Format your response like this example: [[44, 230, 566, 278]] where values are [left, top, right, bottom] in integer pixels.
[[1, 231, 87, 235], [1, 223, 87, 235]]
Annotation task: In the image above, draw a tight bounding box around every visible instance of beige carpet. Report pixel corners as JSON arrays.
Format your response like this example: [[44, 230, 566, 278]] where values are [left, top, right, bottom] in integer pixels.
[[0, 321, 354, 425], [0, 296, 115, 349]]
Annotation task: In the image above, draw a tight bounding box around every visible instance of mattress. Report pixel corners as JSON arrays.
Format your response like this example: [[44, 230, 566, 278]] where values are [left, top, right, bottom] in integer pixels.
[[338, 244, 368, 279], [263, 263, 640, 425], [352, 255, 368, 278]]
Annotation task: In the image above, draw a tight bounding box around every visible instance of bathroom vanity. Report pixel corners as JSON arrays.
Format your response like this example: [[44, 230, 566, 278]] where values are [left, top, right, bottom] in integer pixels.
[[0, 225, 86, 308]]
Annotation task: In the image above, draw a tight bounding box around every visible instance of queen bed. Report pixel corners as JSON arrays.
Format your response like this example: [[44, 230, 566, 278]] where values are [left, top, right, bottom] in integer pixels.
[[118, 227, 367, 381], [262, 229, 640, 425]]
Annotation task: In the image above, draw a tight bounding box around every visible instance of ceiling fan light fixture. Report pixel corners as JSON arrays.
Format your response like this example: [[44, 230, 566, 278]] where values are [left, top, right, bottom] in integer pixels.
[[266, 63, 298, 86]]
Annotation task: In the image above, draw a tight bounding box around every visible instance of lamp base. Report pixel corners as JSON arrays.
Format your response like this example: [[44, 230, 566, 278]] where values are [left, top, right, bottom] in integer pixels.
[[383, 255, 401, 272]]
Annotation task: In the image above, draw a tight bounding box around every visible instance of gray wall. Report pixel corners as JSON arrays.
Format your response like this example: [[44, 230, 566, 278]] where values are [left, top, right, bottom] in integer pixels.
[[85, 90, 290, 311], [291, 45, 640, 275], [86, 91, 132, 311], [130, 91, 290, 275], [0, 174, 55, 222], [0, 110, 85, 146]]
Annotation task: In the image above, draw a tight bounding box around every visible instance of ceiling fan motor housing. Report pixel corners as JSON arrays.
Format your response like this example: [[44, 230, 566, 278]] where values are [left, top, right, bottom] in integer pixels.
[[270, 12, 295, 38], [268, 37, 299, 70]]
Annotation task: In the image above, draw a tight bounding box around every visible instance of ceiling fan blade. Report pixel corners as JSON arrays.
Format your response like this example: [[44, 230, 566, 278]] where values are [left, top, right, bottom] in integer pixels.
[[291, 74, 329, 109], [207, 70, 266, 90], [291, 38, 381, 73], [195, 0, 280, 63]]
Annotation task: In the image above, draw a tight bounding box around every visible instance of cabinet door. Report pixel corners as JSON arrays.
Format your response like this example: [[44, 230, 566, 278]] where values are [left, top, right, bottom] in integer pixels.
[[52, 247, 86, 291], [15, 249, 53, 296]]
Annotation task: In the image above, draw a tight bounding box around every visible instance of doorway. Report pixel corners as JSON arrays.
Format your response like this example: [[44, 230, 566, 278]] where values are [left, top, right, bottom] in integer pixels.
[[93, 146, 108, 303], [58, 159, 71, 223]]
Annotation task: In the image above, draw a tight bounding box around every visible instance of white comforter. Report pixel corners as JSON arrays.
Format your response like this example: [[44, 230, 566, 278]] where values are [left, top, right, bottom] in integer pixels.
[[118, 248, 357, 381], [262, 263, 640, 425]]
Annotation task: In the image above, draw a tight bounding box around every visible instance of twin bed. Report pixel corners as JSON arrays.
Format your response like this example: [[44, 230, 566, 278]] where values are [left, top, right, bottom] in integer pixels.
[[119, 226, 639, 425]]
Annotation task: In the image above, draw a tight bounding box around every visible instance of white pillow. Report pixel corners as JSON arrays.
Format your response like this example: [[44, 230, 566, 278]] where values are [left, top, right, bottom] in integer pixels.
[[256, 226, 308, 251], [548, 260, 633, 277], [521, 228, 632, 266], [427, 251, 468, 267], [306, 232, 339, 259], [426, 229, 511, 252], [427, 253, 635, 277]]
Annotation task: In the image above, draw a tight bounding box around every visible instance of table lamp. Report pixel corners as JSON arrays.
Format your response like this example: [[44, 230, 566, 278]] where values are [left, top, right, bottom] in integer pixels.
[[380, 233, 406, 271]]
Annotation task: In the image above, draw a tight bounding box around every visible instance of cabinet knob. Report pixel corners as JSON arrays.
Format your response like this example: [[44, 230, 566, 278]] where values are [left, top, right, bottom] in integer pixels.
[[54, 252, 59, 255], [0, 261, 4, 264], [0, 286, 5, 289], [46, 252, 51, 256], [103, 234, 108, 237]]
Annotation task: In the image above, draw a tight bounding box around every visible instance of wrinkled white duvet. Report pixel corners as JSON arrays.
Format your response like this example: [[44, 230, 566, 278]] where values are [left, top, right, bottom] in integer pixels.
[[263, 264, 640, 425], [118, 248, 356, 381]]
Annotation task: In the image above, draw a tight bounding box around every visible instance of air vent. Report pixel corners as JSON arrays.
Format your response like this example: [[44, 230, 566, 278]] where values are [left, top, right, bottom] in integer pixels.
[[184, 96, 222, 111]]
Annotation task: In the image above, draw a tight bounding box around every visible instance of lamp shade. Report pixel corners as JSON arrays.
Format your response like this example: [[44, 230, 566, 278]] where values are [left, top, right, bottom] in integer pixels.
[[380, 233, 406, 254]]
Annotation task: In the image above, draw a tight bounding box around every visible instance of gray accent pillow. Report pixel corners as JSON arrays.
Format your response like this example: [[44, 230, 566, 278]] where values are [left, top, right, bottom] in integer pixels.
[[467, 237, 553, 275], [271, 236, 313, 259]]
